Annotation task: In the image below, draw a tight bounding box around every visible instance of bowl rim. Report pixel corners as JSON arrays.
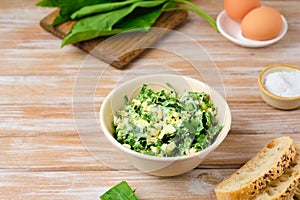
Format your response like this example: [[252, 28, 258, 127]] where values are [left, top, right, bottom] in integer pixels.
[[258, 64, 300, 100], [100, 74, 231, 162]]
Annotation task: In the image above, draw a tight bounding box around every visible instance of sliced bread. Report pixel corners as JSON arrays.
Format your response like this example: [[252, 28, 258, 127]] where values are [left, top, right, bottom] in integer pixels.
[[215, 136, 296, 200], [251, 144, 300, 200], [294, 183, 300, 199]]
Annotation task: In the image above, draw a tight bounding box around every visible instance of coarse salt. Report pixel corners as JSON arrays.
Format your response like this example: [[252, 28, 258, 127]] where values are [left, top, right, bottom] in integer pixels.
[[264, 70, 300, 98]]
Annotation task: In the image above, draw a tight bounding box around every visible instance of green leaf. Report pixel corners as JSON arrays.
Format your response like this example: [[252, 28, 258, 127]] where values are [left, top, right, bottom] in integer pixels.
[[53, 0, 116, 26], [36, 0, 60, 7], [62, 1, 166, 46], [100, 181, 139, 200], [204, 111, 212, 127], [182, 121, 196, 133], [52, 14, 69, 26], [162, 0, 178, 11], [71, 0, 141, 20], [117, 7, 162, 31]]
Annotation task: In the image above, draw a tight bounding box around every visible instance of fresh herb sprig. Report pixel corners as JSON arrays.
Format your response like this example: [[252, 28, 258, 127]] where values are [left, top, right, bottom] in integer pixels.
[[36, 0, 218, 47], [100, 181, 139, 200]]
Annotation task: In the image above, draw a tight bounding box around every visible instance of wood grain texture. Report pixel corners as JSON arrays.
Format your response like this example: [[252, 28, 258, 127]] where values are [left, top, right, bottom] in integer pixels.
[[40, 9, 188, 69], [0, 0, 300, 199], [0, 169, 236, 200]]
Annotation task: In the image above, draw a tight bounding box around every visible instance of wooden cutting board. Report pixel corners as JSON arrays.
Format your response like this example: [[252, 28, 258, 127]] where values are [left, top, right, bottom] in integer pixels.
[[40, 9, 188, 69]]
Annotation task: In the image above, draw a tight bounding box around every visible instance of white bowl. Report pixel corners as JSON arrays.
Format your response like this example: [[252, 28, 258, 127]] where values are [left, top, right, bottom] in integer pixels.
[[100, 74, 231, 176], [216, 10, 288, 48]]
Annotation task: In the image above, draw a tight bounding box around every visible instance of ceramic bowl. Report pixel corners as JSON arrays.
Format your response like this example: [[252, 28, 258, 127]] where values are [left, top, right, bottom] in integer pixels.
[[100, 74, 231, 176], [258, 64, 300, 110], [216, 10, 288, 48]]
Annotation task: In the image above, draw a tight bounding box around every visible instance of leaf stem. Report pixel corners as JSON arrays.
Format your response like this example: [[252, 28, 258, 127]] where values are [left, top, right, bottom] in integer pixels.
[[172, 0, 219, 32]]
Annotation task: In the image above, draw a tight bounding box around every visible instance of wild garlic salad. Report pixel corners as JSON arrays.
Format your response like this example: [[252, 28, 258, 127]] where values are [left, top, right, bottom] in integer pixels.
[[113, 84, 223, 157]]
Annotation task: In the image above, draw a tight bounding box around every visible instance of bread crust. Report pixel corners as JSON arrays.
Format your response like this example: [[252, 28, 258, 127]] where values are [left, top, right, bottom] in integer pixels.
[[253, 144, 300, 200], [215, 137, 296, 200]]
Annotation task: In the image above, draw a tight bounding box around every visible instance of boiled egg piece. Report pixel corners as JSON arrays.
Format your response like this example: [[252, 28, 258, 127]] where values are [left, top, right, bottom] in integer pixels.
[[241, 6, 283, 41]]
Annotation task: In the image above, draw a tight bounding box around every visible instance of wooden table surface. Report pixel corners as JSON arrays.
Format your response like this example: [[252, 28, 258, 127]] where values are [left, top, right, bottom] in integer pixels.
[[1, 0, 299, 199]]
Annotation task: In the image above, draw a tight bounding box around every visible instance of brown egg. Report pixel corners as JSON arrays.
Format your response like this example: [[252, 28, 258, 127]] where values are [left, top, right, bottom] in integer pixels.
[[224, 0, 261, 22], [241, 7, 283, 41]]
